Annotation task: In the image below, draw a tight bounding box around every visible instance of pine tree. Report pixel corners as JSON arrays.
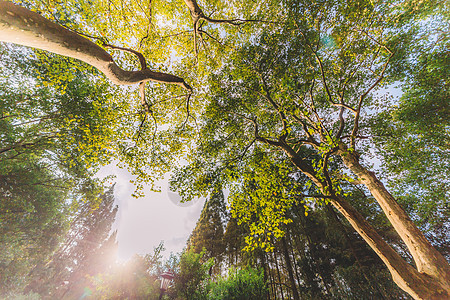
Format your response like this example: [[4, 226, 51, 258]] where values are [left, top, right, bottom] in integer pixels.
[[25, 186, 118, 299], [187, 191, 227, 274]]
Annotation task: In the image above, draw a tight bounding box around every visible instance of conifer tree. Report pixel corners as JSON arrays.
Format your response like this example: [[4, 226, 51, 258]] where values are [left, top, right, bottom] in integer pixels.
[[187, 191, 227, 273], [25, 186, 118, 299]]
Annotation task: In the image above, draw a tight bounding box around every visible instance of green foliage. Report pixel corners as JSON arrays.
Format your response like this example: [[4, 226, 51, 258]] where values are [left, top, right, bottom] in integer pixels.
[[2, 0, 449, 298], [171, 250, 213, 300], [370, 38, 449, 237], [0, 45, 118, 202], [187, 192, 227, 273], [24, 187, 118, 298], [228, 152, 306, 252], [0, 44, 130, 296], [207, 267, 268, 300], [0, 45, 116, 295]]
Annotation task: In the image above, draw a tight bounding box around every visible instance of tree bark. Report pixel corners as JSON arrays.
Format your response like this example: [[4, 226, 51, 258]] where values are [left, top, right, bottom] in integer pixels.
[[183, 0, 246, 25], [273, 250, 285, 300], [277, 141, 450, 299], [0, 1, 191, 91], [266, 254, 276, 300], [325, 205, 389, 299], [337, 143, 450, 293], [183, 0, 203, 22], [281, 237, 300, 300]]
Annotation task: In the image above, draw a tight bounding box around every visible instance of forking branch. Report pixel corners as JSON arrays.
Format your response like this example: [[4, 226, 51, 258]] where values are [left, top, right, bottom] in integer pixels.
[[183, 0, 275, 55], [0, 1, 192, 91]]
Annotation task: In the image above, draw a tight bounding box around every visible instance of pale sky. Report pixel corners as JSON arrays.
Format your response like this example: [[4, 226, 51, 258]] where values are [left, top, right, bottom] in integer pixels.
[[98, 164, 205, 260]]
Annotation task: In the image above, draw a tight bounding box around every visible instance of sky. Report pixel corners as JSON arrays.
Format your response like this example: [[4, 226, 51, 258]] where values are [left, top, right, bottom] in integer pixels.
[[98, 164, 205, 261]]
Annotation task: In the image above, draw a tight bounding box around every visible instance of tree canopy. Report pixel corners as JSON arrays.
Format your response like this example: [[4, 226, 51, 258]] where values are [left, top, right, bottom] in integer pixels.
[[0, 0, 449, 299]]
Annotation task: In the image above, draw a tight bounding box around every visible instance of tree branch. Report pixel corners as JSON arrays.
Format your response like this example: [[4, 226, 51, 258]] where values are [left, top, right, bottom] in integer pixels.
[[0, 1, 192, 91], [258, 75, 289, 141], [350, 53, 393, 148], [102, 42, 147, 70]]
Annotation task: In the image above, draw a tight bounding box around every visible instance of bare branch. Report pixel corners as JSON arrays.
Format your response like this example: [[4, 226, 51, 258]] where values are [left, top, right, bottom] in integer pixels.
[[198, 29, 226, 47], [336, 107, 345, 139], [224, 138, 256, 165], [355, 28, 393, 54], [201, 15, 274, 26], [350, 53, 393, 148], [183, 0, 275, 56], [287, 138, 319, 148], [322, 152, 334, 195], [159, 30, 193, 39], [257, 75, 289, 141], [139, 82, 151, 113], [102, 42, 147, 70], [179, 94, 198, 130]]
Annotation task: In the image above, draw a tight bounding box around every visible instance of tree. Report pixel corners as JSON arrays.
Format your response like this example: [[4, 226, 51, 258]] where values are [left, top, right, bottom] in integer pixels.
[[187, 191, 227, 273], [171, 250, 213, 300], [219, 152, 409, 299], [370, 44, 449, 243], [208, 267, 268, 300], [1, 0, 449, 298], [169, 1, 449, 297], [0, 43, 116, 296], [0, 1, 191, 90], [170, 1, 449, 297], [88, 252, 163, 299], [25, 186, 118, 299]]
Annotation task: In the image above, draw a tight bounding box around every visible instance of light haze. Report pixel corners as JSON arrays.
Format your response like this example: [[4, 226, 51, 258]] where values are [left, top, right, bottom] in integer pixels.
[[98, 164, 205, 260]]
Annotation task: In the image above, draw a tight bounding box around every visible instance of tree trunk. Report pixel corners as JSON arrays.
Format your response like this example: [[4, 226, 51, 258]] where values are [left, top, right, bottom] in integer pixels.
[[273, 251, 285, 300], [330, 194, 449, 299], [281, 237, 300, 300], [183, 0, 203, 21], [266, 254, 275, 300], [280, 142, 450, 299], [0, 1, 191, 91], [285, 228, 306, 299], [260, 251, 271, 300], [338, 143, 450, 293], [326, 205, 389, 299]]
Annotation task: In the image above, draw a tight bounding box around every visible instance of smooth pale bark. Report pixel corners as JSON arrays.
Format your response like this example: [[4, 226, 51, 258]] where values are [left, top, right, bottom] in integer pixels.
[[274, 141, 450, 299], [337, 143, 450, 296], [183, 0, 203, 22], [330, 194, 448, 299], [0, 1, 191, 91]]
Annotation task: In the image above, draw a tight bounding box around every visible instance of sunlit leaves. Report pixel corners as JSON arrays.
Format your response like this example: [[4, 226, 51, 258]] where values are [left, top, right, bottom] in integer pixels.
[[0, 46, 128, 293], [227, 152, 305, 252]]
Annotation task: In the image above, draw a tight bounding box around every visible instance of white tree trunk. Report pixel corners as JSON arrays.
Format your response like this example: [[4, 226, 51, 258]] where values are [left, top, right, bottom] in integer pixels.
[[0, 1, 191, 90]]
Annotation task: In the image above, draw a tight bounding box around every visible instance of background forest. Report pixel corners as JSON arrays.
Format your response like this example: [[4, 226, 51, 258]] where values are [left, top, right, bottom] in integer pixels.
[[0, 0, 449, 299]]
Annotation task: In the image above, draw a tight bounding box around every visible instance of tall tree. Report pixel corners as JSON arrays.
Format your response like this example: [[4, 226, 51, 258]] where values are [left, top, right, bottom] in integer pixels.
[[0, 1, 191, 90], [168, 1, 450, 297], [171, 250, 213, 300], [370, 43, 449, 249], [1, 1, 449, 298], [25, 186, 118, 299], [187, 191, 227, 273], [0, 44, 116, 296]]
